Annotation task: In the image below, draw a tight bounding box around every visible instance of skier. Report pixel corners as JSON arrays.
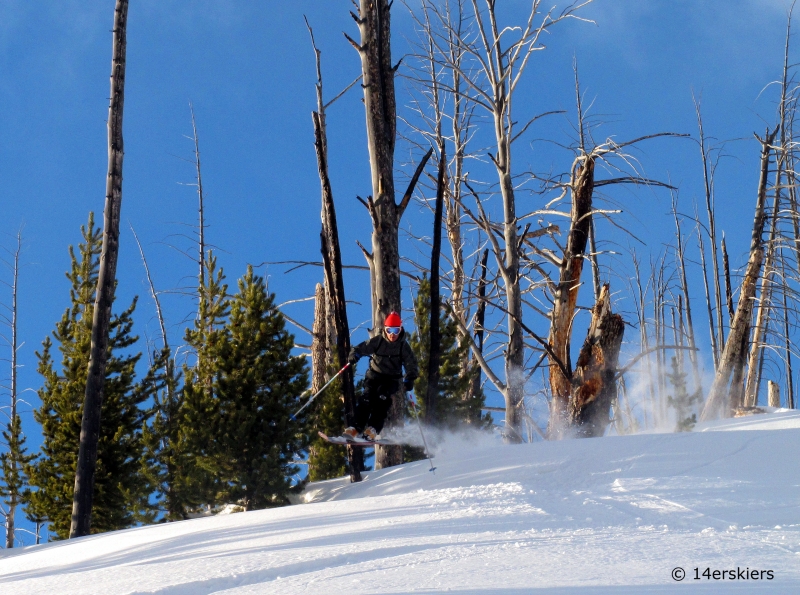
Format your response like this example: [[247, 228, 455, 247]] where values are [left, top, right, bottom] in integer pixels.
[[343, 311, 419, 442]]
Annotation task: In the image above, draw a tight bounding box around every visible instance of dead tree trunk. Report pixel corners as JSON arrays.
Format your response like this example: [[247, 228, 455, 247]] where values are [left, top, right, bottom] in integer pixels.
[[311, 283, 328, 395], [314, 113, 363, 483], [548, 156, 595, 439], [190, 103, 206, 295], [4, 232, 22, 548], [569, 285, 625, 437], [673, 200, 701, 393], [700, 127, 778, 421], [348, 0, 431, 467], [426, 144, 447, 424], [307, 20, 364, 481], [71, 0, 128, 539], [695, 99, 726, 362], [467, 249, 489, 420]]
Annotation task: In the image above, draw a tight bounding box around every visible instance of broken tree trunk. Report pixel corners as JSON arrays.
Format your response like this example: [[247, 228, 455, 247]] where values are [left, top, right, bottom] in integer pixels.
[[314, 111, 363, 483], [570, 284, 625, 437], [71, 0, 128, 538], [548, 156, 596, 439], [425, 143, 447, 424], [768, 380, 780, 408], [467, 249, 489, 423], [349, 0, 432, 467], [311, 283, 328, 395], [700, 127, 778, 421]]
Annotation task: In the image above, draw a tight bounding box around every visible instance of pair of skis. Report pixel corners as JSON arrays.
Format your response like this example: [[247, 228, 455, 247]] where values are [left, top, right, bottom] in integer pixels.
[[295, 363, 436, 472]]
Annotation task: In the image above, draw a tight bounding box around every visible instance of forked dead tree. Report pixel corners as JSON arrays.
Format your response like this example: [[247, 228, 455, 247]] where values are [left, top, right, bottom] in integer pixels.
[[700, 126, 779, 420], [347, 0, 432, 467], [416, 0, 593, 441], [308, 20, 364, 482], [71, 0, 129, 538]]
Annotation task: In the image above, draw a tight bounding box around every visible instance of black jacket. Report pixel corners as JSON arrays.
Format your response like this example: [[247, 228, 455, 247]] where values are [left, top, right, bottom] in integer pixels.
[[350, 330, 419, 382]]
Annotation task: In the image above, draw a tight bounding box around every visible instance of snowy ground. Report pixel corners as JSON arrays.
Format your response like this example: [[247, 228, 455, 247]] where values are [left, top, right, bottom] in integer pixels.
[[1, 412, 799, 594]]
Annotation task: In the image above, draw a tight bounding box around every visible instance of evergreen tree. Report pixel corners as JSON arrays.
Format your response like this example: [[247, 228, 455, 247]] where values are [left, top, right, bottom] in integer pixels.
[[141, 346, 186, 520], [409, 276, 492, 429], [307, 365, 347, 481], [212, 265, 309, 508], [666, 355, 701, 432], [1, 405, 34, 547], [178, 253, 231, 512], [26, 213, 154, 539]]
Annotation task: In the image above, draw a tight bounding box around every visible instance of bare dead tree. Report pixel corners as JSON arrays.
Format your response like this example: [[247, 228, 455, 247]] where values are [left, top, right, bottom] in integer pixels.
[[744, 16, 794, 408], [189, 103, 206, 296], [71, 0, 129, 538], [694, 97, 726, 363], [1, 231, 24, 548], [426, 142, 447, 423], [672, 197, 701, 393], [347, 0, 432, 467], [700, 126, 779, 421], [468, 248, 489, 418], [308, 20, 364, 482], [417, 0, 594, 441], [722, 234, 735, 320]]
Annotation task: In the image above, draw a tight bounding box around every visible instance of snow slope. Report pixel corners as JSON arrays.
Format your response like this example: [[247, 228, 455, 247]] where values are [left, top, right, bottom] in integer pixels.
[[1, 412, 799, 594]]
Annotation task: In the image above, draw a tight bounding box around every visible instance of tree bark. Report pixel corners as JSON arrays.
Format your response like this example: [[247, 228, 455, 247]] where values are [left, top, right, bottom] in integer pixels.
[[700, 127, 778, 421], [311, 283, 328, 395], [768, 380, 780, 408], [71, 0, 128, 538], [314, 112, 363, 483], [467, 249, 489, 420], [349, 0, 431, 468], [425, 144, 446, 424], [548, 156, 595, 439], [5, 233, 21, 548], [569, 284, 625, 437]]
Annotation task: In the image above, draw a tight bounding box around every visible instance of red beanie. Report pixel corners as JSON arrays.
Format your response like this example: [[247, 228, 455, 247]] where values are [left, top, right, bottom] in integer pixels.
[[384, 311, 402, 327]]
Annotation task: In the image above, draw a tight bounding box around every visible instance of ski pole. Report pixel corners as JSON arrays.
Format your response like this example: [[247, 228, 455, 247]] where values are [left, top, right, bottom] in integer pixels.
[[290, 362, 351, 421], [407, 392, 436, 473]]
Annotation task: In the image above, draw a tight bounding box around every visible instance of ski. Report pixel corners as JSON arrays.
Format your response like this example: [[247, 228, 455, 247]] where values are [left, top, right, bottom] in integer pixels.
[[317, 431, 400, 447]]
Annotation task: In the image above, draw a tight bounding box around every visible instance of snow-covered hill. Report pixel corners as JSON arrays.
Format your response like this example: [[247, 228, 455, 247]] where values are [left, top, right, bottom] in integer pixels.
[[2, 412, 799, 594]]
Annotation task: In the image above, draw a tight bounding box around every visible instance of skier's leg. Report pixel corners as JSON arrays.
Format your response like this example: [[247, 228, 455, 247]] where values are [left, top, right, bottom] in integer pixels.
[[353, 375, 379, 431], [366, 378, 399, 434]]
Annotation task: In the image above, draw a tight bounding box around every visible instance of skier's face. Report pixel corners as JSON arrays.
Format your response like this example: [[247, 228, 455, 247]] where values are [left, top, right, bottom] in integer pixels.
[[385, 326, 401, 342]]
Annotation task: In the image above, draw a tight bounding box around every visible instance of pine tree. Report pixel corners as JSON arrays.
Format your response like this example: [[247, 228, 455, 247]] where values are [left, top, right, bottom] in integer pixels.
[[666, 355, 701, 432], [307, 365, 347, 481], [1, 409, 34, 547], [211, 265, 309, 508], [26, 213, 154, 539], [178, 252, 230, 512], [141, 347, 186, 520], [410, 276, 491, 429]]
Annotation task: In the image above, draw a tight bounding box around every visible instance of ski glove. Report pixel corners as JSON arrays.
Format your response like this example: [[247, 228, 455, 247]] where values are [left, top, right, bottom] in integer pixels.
[[348, 352, 361, 367], [403, 378, 414, 392]]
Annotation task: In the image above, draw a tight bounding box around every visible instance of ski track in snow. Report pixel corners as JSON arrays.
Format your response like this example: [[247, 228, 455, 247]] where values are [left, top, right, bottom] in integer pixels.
[[1, 412, 799, 594]]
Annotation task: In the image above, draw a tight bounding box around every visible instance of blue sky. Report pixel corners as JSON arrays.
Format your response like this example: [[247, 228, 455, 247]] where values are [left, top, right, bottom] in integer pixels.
[[0, 0, 796, 542]]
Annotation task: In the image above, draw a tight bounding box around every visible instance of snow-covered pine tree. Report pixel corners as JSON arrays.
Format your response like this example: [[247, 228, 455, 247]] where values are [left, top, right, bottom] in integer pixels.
[[667, 355, 701, 432], [26, 213, 154, 539], [212, 265, 309, 509], [410, 276, 491, 429]]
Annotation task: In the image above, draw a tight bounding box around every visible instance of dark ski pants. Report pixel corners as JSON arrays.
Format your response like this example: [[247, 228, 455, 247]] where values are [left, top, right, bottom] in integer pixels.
[[353, 374, 400, 434]]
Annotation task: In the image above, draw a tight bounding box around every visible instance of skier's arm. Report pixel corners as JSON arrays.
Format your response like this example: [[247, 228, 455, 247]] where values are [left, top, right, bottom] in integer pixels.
[[348, 336, 379, 365]]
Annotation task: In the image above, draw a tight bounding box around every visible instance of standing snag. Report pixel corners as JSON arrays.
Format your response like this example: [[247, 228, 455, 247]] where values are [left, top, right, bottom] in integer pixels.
[[71, 0, 129, 539]]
